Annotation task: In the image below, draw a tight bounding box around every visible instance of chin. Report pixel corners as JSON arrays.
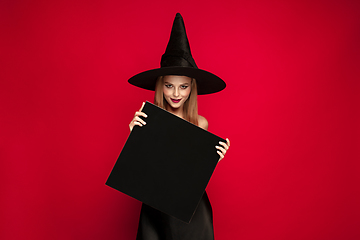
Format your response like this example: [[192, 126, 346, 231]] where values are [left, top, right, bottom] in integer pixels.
[[169, 103, 181, 109]]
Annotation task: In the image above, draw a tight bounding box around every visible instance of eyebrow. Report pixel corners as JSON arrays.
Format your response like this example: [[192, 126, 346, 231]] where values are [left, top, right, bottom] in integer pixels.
[[164, 82, 190, 85]]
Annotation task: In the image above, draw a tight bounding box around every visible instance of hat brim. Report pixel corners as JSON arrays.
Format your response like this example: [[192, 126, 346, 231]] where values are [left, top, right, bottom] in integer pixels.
[[128, 67, 226, 95]]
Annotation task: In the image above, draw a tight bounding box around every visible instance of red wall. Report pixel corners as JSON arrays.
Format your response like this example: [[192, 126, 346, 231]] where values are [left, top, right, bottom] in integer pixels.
[[1, 0, 359, 239]]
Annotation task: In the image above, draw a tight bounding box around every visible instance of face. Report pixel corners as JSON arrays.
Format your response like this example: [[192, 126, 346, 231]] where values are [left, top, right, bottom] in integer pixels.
[[163, 75, 192, 110]]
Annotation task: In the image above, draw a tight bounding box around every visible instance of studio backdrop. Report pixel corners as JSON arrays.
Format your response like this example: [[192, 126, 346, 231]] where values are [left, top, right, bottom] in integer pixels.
[[0, 0, 359, 239]]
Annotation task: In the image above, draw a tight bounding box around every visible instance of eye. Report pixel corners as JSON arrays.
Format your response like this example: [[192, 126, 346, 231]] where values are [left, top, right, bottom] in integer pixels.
[[180, 85, 189, 89], [165, 84, 173, 88]]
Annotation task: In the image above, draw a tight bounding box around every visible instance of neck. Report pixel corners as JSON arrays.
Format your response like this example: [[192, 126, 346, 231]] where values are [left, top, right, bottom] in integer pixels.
[[166, 105, 185, 119]]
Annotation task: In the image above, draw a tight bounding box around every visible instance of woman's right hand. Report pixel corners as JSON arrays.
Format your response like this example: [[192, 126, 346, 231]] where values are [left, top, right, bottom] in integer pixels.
[[129, 102, 148, 131]]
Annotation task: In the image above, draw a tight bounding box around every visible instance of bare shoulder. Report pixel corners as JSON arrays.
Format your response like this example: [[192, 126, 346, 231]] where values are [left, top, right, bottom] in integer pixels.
[[198, 115, 208, 130]]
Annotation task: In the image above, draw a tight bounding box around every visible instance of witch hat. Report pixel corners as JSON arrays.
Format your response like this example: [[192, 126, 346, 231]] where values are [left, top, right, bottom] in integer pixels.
[[128, 13, 225, 95]]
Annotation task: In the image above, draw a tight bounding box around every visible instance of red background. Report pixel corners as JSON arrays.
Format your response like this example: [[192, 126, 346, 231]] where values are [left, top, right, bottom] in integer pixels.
[[1, 0, 359, 239]]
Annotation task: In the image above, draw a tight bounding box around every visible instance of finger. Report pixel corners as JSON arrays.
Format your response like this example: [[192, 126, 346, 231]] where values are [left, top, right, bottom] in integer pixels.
[[139, 102, 145, 112], [129, 121, 143, 131], [134, 116, 146, 125], [219, 141, 229, 150], [216, 145, 226, 155], [226, 138, 230, 147], [217, 151, 224, 160], [135, 111, 148, 118], [133, 122, 143, 127]]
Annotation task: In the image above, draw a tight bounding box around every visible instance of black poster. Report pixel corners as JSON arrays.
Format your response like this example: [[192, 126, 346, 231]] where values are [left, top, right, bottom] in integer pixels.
[[106, 101, 224, 223]]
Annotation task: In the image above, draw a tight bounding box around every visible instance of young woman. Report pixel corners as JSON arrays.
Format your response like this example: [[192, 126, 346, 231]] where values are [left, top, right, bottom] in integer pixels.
[[126, 13, 230, 240], [129, 75, 230, 159]]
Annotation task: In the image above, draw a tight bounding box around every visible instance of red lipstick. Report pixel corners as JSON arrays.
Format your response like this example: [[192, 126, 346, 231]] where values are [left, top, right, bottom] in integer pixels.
[[171, 98, 181, 103]]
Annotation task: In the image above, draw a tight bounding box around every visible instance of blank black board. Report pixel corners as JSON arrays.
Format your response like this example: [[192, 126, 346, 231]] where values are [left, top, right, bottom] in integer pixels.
[[106, 101, 224, 223]]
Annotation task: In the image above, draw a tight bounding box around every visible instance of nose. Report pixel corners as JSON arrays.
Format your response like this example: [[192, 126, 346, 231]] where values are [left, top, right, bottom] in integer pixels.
[[173, 87, 179, 97]]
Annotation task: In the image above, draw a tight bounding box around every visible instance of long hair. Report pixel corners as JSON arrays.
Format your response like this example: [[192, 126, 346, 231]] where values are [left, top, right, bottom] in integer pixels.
[[154, 76, 198, 125]]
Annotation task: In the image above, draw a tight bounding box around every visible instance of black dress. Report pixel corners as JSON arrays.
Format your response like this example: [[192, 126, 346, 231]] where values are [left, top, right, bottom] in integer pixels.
[[136, 192, 214, 240]]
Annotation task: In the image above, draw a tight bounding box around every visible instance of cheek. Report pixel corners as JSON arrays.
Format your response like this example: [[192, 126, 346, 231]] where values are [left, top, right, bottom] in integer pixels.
[[163, 87, 171, 97], [182, 88, 191, 98]]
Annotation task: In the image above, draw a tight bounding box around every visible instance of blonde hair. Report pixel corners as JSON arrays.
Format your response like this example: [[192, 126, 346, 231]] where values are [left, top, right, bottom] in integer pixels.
[[154, 76, 198, 125]]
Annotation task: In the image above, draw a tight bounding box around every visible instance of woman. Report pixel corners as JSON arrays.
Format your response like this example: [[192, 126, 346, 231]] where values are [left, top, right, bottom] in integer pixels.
[[127, 13, 230, 240], [129, 75, 230, 159]]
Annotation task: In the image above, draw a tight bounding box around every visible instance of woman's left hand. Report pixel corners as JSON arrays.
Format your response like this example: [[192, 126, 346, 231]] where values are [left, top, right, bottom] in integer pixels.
[[216, 138, 230, 162]]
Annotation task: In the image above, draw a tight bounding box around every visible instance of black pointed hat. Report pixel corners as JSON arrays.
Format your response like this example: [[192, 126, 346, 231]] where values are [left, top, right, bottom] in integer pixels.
[[128, 13, 226, 95]]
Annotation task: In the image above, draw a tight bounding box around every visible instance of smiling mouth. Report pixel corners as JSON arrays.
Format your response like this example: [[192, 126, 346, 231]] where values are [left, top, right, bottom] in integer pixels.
[[171, 98, 181, 103]]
